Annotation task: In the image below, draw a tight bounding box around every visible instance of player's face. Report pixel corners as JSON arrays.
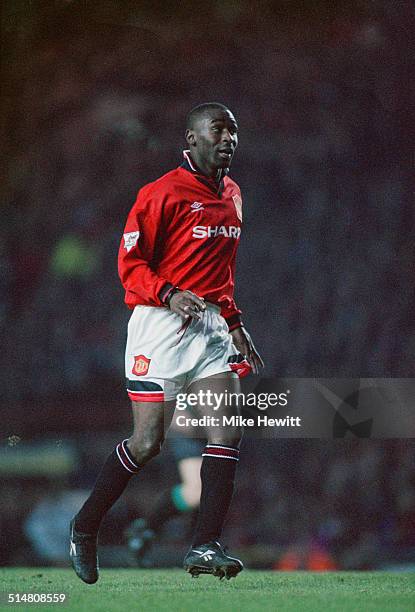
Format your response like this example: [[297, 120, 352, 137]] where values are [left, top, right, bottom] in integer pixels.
[[186, 109, 238, 177]]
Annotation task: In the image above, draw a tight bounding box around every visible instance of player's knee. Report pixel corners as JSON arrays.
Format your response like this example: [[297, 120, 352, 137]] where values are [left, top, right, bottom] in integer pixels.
[[127, 435, 163, 465], [209, 425, 243, 448]]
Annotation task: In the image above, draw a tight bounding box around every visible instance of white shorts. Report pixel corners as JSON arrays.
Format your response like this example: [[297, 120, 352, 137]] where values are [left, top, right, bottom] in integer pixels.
[[125, 303, 250, 402]]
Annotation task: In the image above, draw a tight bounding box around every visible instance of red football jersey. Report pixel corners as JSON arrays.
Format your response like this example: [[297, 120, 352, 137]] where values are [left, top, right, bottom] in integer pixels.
[[118, 151, 243, 328]]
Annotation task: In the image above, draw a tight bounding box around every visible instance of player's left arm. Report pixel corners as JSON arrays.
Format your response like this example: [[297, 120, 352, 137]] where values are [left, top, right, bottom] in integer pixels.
[[225, 185, 264, 373], [230, 326, 264, 375]]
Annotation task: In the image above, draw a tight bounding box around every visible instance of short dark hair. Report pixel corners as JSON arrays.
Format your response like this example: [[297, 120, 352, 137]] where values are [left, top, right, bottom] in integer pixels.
[[186, 102, 230, 130]]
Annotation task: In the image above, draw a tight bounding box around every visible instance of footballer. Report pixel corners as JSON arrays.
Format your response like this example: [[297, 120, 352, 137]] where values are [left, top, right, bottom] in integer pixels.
[[70, 103, 264, 582]]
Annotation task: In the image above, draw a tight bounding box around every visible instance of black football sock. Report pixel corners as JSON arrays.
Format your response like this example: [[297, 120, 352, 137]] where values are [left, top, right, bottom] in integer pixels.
[[146, 484, 193, 532], [192, 444, 239, 546], [75, 439, 141, 535]]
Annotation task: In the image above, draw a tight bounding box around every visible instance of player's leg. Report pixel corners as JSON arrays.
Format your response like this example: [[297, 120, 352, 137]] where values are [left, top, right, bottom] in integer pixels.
[[70, 399, 174, 583], [183, 371, 244, 579], [190, 371, 242, 545]]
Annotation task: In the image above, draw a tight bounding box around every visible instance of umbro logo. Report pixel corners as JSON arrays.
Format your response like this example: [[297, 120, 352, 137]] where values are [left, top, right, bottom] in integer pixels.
[[190, 201, 205, 212]]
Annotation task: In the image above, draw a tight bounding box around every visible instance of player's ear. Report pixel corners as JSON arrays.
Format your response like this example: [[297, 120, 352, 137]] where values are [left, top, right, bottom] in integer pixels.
[[185, 129, 196, 147]]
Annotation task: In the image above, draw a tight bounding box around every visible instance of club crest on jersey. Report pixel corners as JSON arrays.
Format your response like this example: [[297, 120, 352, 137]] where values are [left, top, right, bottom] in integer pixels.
[[123, 231, 140, 252], [190, 201, 205, 212], [232, 194, 243, 221], [132, 355, 151, 376]]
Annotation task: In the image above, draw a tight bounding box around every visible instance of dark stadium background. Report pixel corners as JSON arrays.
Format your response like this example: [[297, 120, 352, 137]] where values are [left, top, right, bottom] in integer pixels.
[[1, 1, 414, 570]]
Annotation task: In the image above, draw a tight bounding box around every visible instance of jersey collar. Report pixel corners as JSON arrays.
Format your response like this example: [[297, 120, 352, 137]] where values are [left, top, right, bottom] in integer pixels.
[[181, 150, 228, 197]]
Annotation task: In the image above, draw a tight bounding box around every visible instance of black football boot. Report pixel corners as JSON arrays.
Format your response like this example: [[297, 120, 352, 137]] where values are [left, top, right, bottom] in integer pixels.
[[183, 541, 243, 580], [69, 518, 99, 584]]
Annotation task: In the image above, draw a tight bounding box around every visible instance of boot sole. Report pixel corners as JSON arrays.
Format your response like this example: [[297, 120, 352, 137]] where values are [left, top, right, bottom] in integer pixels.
[[184, 562, 243, 581]]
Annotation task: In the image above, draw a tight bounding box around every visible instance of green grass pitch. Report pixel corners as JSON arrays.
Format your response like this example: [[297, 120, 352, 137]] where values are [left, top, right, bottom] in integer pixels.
[[0, 569, 413, 612]]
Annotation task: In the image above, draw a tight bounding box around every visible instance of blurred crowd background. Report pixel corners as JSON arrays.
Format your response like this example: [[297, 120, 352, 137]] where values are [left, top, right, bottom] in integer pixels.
[[1, 0, 414, 570]]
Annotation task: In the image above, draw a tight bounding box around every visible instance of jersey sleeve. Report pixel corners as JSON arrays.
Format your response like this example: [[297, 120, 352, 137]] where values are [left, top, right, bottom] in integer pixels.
[[220, 237, 243, 331], [118, 186, 170, 306], [221, 303, 243, 331], [219, 184, 244, 330]]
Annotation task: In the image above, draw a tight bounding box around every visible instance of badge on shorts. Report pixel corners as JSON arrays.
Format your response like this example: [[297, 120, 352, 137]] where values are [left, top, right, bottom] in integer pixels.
[[132, 355, 151, 376]]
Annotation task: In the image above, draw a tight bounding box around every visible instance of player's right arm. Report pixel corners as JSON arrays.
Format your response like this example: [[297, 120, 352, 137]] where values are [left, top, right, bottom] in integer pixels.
[[118, 187, 170, 306], [118, 186, 205, 318], [168, 289, 206, 320]]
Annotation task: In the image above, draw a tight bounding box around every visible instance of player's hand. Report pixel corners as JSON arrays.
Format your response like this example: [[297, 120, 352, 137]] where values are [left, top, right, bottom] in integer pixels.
[[230, 327, 264, 375], [169, 290, 206, 320]]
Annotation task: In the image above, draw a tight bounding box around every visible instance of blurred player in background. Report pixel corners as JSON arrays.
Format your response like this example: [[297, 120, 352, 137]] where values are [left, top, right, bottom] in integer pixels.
[[125, 435, 203, 565], [70, 102, 263, 583]]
